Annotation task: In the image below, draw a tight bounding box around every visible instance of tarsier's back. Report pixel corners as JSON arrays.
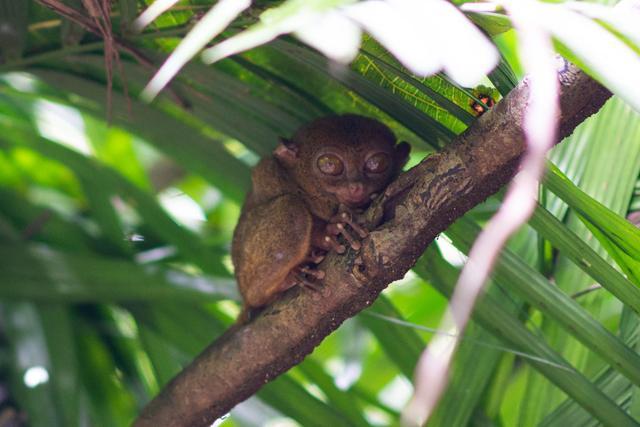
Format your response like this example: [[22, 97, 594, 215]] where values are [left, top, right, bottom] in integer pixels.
[[231, 159, 312, 308]]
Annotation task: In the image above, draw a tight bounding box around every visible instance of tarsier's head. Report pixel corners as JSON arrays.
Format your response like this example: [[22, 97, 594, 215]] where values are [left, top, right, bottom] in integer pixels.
[[274, 114, 410, 208]]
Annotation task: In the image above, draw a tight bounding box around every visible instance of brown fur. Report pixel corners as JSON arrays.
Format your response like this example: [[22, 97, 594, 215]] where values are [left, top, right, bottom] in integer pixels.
[[231, 114, 410, 317]]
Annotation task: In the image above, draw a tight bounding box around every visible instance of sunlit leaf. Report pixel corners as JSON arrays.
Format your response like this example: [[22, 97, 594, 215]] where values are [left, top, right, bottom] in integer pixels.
[[201, 0, 358, 66], [142, 0, 252, 100], [539, 2, 640, 112], [133, 0, 181, 32], [345, 0, 499, 86]]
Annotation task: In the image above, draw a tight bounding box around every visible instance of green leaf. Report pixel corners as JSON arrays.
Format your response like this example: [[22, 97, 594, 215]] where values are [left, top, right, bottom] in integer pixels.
[[0, 189, 93, 251], [0, 243, 237, 302], [488, 53, 518, 96], [118, 0, 138, 33], [356, 38, 475, 131], [39, 304, 82, 427], [259, 374, 354, 427], [297, 358, 369, 427], [270, 39, 455, 148], [466, 11, 512, 36], [361, 295, 424, 379], [0, 302, 65, 427], [75, 315, 137, 427], [545, 162, 640, 261], [414, 246, 638, 427], [543, 309, 640, 425], [0, 126, 229, 275], [28, 69, 252, 202], [449, 218, 640, 389], [522, 95, 640, 424], [417, 245, 513, 426], [134, 303, 354, 426], [540, 2, 640, 112], [141, 0, 252, 100], [529, 205, 640, 315]]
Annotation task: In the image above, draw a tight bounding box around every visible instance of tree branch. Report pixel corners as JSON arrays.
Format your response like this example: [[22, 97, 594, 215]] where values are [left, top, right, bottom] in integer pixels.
[[135, 59, 611, 427]]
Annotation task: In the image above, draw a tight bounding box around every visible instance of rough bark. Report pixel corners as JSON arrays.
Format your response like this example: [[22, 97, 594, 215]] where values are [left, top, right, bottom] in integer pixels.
[[135, 59, 611, 427]]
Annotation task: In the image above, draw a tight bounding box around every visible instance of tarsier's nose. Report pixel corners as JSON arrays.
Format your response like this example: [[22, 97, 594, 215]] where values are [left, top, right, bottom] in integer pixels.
[[348, 182, 365, 198]]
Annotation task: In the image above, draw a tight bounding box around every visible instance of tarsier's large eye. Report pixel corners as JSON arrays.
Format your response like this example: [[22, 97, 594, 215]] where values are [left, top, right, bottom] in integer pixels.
[[364, 152, 390, 174], [317, 154, 344, 176]]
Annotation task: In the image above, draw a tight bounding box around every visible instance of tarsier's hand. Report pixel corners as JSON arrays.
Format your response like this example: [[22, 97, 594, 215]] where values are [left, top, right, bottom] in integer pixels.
[[324, 208, 369, 253]]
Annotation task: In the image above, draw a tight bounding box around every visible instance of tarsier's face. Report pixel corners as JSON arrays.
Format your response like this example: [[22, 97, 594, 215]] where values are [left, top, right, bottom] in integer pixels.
[[310, 140, 398, 208], [276, 114, 410, 209]]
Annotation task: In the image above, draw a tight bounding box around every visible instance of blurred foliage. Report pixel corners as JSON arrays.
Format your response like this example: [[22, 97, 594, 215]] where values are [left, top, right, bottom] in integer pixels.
[[0, 1, 639, 426]]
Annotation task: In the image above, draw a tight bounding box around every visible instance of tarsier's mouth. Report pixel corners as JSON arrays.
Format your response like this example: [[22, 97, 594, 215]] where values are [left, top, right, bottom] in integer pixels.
[[339, 194, 371, 208]]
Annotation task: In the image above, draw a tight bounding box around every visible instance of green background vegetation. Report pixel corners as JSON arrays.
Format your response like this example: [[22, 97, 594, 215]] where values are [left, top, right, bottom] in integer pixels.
[[1, 1, 639, 426]]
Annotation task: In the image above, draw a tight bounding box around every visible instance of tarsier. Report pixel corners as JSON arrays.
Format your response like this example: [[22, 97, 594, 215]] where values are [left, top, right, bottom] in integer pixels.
[[231, 114, 410, 319]]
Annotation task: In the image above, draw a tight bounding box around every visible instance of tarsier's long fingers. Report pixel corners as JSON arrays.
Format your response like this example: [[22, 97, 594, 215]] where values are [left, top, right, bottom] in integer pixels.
[[306, 250, 326, 264], [327, 223, 359, 250], [347, 219, 368, 239], [324, 234, 346, 254], [336, 211, 368, 239], [300, 266, 325, 280], [295, 273, 322, 291]]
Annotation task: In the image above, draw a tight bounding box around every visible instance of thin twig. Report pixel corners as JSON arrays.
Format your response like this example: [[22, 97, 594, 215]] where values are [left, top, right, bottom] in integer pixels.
[[35, 0, 190, 110]]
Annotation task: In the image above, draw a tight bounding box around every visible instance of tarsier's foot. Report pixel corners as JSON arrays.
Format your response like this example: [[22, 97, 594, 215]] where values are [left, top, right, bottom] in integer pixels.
[[299, 265, 325, 280], [323, 234, 346, 254], [305, 249, 326, 264], [326, 211, 369, 252], [293, 263, 325, 291], [295, 273, 322, 291]]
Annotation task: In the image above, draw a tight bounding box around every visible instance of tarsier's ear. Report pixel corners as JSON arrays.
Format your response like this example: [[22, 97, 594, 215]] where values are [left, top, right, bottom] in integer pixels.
[[394, 141, 411, 170], [273, 137, 299, 167]]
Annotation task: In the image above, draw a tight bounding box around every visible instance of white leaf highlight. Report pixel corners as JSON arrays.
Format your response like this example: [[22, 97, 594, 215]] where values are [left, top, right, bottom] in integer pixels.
[[133, 0, 180, 32], [540, 2, 640, 112], [345, 0, 499, 86], [141, 0, 251, 102], [294, 11, 362, 63], [567, 1, 640, 49]]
